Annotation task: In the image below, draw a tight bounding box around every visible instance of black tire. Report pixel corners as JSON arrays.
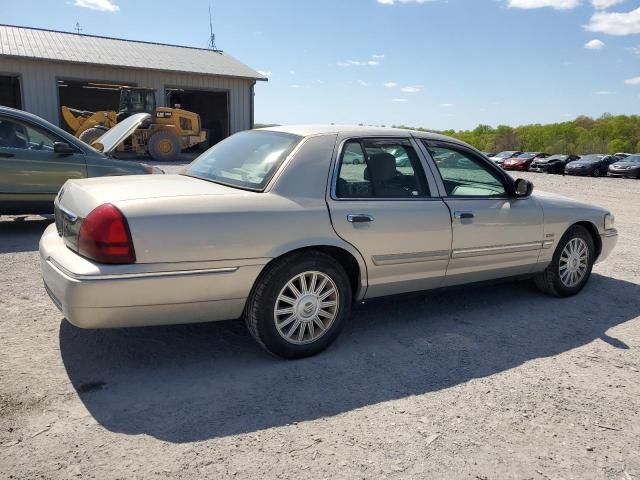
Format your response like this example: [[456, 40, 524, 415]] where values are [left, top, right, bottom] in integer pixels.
[[534, 225, 595, 297], [148, 131, 182, 161], [244, 251, 352, 359], [78, 127, 107, 146], [592, 167, 601, 177], [352, 159, 360, 165]]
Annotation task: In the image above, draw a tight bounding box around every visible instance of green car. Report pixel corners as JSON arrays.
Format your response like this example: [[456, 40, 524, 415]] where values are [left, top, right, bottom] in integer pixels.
[[0, 107, 163, 215]]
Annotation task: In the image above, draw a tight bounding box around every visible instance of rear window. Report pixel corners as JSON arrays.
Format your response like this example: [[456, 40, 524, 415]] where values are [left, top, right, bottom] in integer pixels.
[[185, 130, 301, 191]]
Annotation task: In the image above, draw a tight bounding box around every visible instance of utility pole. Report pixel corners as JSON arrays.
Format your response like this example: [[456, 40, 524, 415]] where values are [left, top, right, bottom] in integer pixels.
[[74, 22, 82, 34]]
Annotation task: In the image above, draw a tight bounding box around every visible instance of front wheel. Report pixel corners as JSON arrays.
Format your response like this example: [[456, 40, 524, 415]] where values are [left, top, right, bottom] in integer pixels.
[[148, 131, 182, 161], [592, 167, 601, 177], [534, 225, 595, 297], [244, 251, 352, 359]]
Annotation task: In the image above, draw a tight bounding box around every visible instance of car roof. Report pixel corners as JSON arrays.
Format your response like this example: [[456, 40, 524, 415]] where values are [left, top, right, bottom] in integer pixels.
[[258, 124, 466, 143]]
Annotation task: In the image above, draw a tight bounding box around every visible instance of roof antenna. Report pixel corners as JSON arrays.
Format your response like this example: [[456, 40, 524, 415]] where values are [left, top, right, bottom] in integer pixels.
[[207, 5, 218, 50], [74, 22, 82, 34]]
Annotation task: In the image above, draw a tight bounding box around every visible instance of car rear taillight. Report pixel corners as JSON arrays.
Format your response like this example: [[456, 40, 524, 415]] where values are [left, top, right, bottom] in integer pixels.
[[78, 204, 135, 264]]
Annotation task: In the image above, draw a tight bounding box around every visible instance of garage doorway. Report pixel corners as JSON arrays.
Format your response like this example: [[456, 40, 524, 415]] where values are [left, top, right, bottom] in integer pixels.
[[166, 88, 229, 146], [57, 80, 133, 133], [0, 75, 22, 109]]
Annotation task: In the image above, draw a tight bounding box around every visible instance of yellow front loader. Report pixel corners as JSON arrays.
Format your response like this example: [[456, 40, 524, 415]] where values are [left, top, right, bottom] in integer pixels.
[[61, 87, 207, 161]]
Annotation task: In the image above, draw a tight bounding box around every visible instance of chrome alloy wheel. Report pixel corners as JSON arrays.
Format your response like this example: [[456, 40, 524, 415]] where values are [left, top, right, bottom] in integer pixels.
[[559, 237, 589, 288], [274, 271, 339, 345]]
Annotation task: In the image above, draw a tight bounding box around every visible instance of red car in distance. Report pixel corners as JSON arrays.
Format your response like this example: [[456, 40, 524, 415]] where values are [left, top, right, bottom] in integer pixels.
[[503, 152, 550, 171]]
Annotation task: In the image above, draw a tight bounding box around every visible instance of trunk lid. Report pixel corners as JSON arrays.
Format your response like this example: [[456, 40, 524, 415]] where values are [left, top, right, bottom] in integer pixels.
[[54, 175, 247, 254]]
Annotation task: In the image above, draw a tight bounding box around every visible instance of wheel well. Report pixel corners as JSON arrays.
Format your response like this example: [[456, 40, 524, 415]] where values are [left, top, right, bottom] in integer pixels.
[[267, 246, 362, 298], [573, 221, 602, 258]]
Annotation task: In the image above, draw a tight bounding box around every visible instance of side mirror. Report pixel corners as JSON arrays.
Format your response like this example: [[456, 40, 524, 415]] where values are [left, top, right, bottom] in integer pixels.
[[54, 142, 76, 154], [514, 178, 534, 197]]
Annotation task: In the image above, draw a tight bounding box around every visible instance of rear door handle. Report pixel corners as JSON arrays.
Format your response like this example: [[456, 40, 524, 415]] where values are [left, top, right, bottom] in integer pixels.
[[347, 214, 374, 223], [453, 211, 475, 220], [0, 152, 15, 158]]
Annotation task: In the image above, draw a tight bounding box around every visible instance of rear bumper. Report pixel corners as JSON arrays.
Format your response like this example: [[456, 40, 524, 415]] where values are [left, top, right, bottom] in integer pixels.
[[597, 228, 618, 264], [39, 223, 264, 329]]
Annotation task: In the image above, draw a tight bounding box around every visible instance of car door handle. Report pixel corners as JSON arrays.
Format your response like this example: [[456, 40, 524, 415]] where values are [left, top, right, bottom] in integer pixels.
[[454, 211, 475, 220], [347, 214, 374, 223], [0, 152, 15, 158]]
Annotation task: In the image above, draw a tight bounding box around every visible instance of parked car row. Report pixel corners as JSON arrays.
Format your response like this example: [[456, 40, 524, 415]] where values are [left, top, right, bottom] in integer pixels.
[[486, 150, 639, 178]]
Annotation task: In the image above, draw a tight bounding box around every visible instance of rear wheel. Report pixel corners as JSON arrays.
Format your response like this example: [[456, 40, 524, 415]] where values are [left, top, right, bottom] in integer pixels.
[[78, 126, 108, 146], [592, 167, 601, 177], [244, 251, 352, 359], [534, 225, 595, 297], [148, 131, 182, 161]]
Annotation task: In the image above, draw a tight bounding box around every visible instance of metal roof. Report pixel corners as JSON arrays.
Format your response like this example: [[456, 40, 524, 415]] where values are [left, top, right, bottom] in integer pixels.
[[0, 25, 267, 81]]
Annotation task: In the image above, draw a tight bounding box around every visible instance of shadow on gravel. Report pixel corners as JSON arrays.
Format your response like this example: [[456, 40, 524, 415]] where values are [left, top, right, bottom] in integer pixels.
[[0, 217, 53, 253], [59, 273, 638, 443]]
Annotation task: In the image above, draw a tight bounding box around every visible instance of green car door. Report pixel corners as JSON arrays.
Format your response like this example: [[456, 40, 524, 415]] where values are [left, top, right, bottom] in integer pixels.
[[0, 116, 86, 213]]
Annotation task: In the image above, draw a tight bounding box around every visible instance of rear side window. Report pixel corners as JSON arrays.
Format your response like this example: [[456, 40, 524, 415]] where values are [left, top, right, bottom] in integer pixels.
[[336, 139, 429, 198]]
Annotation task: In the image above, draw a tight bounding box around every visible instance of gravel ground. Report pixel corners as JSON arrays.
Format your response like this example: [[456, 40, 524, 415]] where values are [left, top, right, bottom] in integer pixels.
[[1, 169, 639, 480]]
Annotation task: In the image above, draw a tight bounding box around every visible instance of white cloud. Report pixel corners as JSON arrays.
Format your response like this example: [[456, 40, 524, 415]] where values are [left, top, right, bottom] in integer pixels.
[[400, 85, 423, 93], [257, 70, 272, 77], [383, 82, 397, 87], [562, 60, 573, 65], [507, 0, 581, 10], [585, 8, 640, 36], [584, 39, 605, 49], [337, 60, 379, 67], [371, 54, 385, 59], [439, 103, 454, 107], [290, 84, 301, 89], [378, 0, 437, 4], [624, 76, 640, 85], [591, 0, 623, 9], [626, 46, 640, 54], [73, 0, 119, 12], [392, 98, 408, 102], [357, 80, 368, 87], [594, 90, 616, 95], [289, 70, 295, 75]]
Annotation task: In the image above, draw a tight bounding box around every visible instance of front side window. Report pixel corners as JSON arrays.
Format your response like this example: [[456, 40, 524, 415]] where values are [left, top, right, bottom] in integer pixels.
[[185, 130, 301, 190], [336, 139, 429, 198], [0, 118, 56, 151], [426, 144, 507, 197]]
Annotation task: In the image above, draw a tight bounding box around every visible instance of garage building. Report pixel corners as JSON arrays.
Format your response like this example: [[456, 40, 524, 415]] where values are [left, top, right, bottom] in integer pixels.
[[0, 25, 266, 144]]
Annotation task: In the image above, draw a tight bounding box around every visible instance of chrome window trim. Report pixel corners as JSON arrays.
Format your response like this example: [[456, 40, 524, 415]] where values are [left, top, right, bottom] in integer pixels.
[[328, 136, 440, 202]]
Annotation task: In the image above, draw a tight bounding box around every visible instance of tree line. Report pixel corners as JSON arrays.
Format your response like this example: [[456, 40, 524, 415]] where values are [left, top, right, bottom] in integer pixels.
[[394, 113, 640, 155]]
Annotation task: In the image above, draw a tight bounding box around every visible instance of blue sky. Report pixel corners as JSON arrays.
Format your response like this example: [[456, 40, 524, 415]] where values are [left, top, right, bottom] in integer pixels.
[[3, 0, 640, 129]]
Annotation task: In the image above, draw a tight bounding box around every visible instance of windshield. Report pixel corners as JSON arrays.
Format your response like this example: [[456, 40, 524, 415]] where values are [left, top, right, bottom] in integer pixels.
[[546, 155, 568, 160], [517, 153, 536, 159], [185, 130, 302, 190], [579, 154, 605, 163], [495, 151, 515, 158], [622, 155, 640, 163]]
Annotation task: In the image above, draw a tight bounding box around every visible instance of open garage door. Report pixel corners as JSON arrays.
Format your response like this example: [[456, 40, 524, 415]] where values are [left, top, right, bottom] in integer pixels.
[[166, 88, 229, 147], [0, 75, 22, 109], [57, 80, 133, 133]]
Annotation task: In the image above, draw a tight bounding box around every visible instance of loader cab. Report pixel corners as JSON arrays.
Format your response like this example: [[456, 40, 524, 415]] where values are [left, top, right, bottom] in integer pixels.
[[117, 88, 156, 122]]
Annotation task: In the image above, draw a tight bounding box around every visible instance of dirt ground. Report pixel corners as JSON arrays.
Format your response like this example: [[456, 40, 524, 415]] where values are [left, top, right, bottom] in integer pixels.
[[1, 169, 639, 480]]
